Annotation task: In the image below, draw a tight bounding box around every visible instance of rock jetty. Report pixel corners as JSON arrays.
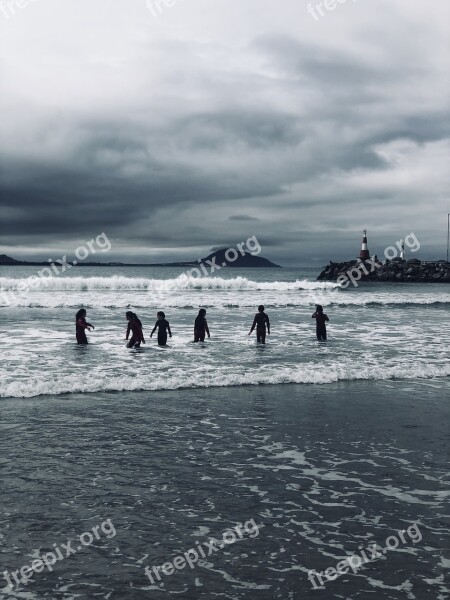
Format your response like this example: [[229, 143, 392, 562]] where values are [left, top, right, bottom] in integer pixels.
[[317, 258, 450, 283]]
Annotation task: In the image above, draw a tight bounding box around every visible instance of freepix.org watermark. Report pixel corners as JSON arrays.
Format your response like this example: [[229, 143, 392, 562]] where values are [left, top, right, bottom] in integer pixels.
[[0, 233, 111, 307], [0, 0, 38, 19], [308, 0, 357, 21], [144, 519, 261, 585], [185, 235, 262, 279], [3, 519, 116, 590], [338, 232, 421, 289], [309, 232, 420, 306], [308, 522, 422, 589], [145, 235, 262, 308], [146, 0, 183, 18]]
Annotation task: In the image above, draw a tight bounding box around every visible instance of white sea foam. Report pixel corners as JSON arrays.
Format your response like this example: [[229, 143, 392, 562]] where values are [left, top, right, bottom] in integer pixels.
[[1, 272, 449, 399], [0, 275, 341, 292], [0, 276, 345, 308], [1, 276, 449, 308], [2, 362, 449, 399], [1, 295, 448, 309]]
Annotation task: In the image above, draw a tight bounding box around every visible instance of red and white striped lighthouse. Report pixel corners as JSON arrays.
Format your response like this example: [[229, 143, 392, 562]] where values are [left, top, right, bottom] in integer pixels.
[[359, 229, 370, 260]]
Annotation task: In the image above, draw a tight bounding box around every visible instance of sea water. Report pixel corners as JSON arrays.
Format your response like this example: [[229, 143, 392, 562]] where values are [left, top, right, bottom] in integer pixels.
[[1, 266, 449, 600], [0, 266, 449, 398]]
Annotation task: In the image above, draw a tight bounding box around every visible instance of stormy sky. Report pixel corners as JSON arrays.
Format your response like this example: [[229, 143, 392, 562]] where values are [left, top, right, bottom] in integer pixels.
[[0, 0, 449, 266]]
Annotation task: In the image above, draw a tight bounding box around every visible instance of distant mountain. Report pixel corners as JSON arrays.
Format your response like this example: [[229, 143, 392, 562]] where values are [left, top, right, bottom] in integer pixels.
[[0, 254, 25, 265], [199, 249, 281, 268], [0, 251, 282, 268]]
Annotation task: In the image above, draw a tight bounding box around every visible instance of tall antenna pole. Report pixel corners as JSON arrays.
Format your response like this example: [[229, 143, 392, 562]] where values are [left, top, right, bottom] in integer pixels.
[[447, 213, 450, 263]]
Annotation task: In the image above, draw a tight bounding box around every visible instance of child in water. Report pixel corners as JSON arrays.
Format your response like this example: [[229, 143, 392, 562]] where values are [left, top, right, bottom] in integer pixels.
[[125, 311, 145, 348], [75, 309, 94, 344], [312, 305, 329, 341], [194, 308, 210, 342], [150, 311, 172, 346], [249, 305, 270, 344]]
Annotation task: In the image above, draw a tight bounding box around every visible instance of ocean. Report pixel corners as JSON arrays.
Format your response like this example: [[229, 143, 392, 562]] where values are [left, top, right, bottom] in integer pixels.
[[0, 266, 449, 600], [0, 266, 449, 397]]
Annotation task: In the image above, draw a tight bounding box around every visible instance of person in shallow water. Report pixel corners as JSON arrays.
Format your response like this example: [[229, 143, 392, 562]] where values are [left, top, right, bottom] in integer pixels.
[[75, 308, 94, 344], [249, 304, 270, 344], [125, 311, 145, 348], [150, 311, 172, 346], [312, 304, 329, 341], [193, 308, 211, 342]]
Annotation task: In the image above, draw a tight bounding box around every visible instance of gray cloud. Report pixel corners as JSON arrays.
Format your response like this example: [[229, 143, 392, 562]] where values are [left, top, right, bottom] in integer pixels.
[[0, 0, 449, 265], [229, 215, 260, 222]]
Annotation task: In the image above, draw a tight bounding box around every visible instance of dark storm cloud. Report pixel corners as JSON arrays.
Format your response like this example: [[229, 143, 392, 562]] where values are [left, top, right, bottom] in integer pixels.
[[0, 0, 449, 264], [173, 110, 302, 150], [0, 110, 293, 237], [229, 215, 260, 222]]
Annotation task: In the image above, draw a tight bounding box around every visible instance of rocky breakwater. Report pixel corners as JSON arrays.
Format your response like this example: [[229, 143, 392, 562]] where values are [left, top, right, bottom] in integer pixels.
[[317, 258, 450, 283]]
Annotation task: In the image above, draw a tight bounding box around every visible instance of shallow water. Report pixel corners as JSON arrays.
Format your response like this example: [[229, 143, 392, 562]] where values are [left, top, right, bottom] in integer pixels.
[[0, 266, 449, 398], [0, 380, 449, 600], [1, 265, 449, 598]]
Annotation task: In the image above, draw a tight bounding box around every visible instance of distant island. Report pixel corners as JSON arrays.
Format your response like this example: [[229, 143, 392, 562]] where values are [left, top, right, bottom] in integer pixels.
[[199, 249, 281, 268], [0, 250, 282, 269]]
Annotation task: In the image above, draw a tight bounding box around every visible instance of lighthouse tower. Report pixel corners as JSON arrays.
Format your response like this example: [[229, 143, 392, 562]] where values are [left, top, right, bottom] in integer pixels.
[[400, 239, 405, 260], [359, 229, 370, 260]]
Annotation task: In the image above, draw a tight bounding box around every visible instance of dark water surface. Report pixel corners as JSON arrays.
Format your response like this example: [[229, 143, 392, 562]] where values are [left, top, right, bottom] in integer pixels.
[[1, 379, 449, 600]]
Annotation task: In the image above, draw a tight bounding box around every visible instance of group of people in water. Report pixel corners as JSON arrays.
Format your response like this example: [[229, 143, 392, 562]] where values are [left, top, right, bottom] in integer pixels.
[[75, 304, 330, 346]]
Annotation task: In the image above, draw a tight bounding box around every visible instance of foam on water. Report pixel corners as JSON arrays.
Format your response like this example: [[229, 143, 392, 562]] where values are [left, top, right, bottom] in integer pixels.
[[1, 291, 449, 309], [0, 270, 449, 399], [2, 361, 450, 399], [0, 275, 341, 293]]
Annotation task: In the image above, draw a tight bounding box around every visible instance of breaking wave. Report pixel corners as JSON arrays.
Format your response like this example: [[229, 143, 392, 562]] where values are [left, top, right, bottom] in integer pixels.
[[2, 362, 449, 399], [0, 275, 341, 293], [1, 296, 449, 309]]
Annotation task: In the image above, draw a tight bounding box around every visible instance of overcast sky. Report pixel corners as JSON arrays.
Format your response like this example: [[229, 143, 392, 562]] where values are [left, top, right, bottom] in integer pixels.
[[0, 0, 449, 266]]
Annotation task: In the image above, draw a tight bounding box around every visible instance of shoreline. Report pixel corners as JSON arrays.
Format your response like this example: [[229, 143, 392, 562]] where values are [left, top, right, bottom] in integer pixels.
[[2, 374, 449, 402]]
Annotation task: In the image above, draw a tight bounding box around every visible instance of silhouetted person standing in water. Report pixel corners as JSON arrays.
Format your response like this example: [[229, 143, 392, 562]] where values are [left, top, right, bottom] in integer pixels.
[[75, 309, 94, 344], [249, 305, 270, 344], [151, 311, 172, 346], [312, 305, 329, 341], [125, 311, 145, 348], [194, 308, 210, 342]]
